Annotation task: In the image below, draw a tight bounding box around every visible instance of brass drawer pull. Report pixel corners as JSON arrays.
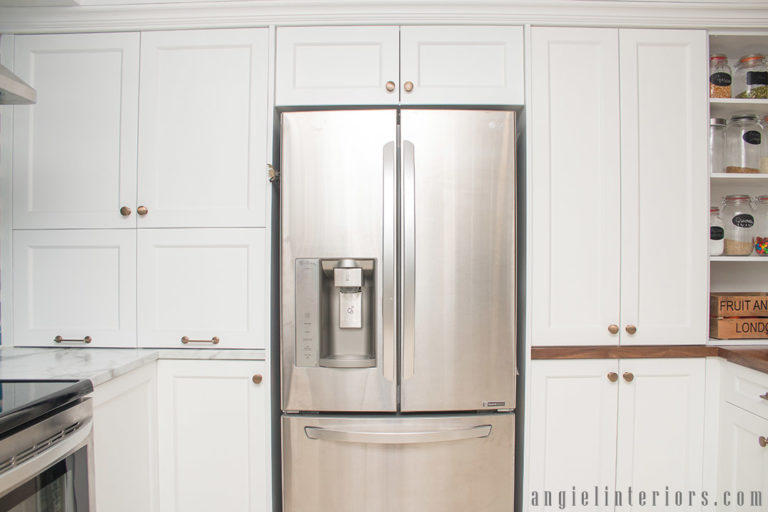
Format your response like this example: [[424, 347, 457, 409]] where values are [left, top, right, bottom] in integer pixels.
[[54, 335, 92, 344], [608, 324, 619, 334], [607, 372, 619, 382], [252, 374, 263, 384], [120, 206, 132, 216], [403, 81, 414, 92], [137, 205, 149, 216], [625, 325, 637, 335], [760, 392, 768, 401], [181, 336, 220, 345], [760, 436, 768, 448], [385, 81, 396, 92], [623, 372, 634, 382]]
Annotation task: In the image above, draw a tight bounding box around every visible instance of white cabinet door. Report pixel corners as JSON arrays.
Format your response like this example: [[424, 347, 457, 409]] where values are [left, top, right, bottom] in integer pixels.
[[157, 360, 269, 512], [137, 29, 268, 228], [615, 358, 706, 507], [618, 29, 708, 345], [400, 26, 524, 105], [137, 228, 266, 348], [276, 26, 399, 106], [12, 229, 136, 347], [92, 362, 158, 512], [13, 33, 139, 229], [527, 359, 619, 509], [718, 403, 768, 510], [529, 27, 622, 346]]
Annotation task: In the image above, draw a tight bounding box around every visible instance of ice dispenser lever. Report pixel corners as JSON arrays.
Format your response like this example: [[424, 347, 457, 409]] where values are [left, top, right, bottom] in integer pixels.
[[335, 267, 363, 329]]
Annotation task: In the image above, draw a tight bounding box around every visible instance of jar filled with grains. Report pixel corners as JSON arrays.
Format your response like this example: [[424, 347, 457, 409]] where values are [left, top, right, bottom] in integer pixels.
[[734, 54, 768, 99], [710, 117, 727, 174], [710, 54, 732, 98], [754, 196, 768, 256], [725, 114, 763, 174], [710, 207, 725, 256], [722, 194, 755, 256]]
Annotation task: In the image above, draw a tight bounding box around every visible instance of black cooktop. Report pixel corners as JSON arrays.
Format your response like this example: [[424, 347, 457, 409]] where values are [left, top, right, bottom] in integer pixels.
[[0, 380, 93, 440]]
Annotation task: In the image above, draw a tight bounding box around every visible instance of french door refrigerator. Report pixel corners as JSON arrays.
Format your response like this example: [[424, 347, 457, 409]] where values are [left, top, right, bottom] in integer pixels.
[[280, 109, 516, 512]]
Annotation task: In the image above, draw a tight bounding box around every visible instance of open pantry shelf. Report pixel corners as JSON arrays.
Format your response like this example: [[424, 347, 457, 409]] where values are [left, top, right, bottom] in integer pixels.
[[711, 173, 768, 185], [710, 98, 768, 118], [710, 256, 768, 262]]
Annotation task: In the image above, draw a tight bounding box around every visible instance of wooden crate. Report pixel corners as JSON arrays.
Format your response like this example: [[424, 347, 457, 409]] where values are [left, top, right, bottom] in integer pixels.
[[710, 317, 768, 339], [710, 292, 768, 318]]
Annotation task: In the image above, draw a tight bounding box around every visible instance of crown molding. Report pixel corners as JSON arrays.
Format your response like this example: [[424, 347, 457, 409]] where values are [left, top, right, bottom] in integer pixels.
[[0, 0, 767, 33]]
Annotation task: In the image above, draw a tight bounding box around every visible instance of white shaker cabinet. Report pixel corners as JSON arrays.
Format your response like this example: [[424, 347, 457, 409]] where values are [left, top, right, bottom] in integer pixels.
[[157, 360, 269, 512], [526, 358, 706, 512], [137, 28, 269, 228], [718, 403, 768, 509], [12, 229, 137, 347], [12, 33, 139, 229], [137, 228, 266, 348], [530, 27, 707, 346]]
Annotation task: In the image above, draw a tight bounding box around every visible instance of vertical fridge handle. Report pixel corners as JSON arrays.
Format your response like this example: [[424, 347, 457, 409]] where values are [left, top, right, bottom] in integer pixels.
[[382, 142, 396, 382], [401, 140, 416, 380]]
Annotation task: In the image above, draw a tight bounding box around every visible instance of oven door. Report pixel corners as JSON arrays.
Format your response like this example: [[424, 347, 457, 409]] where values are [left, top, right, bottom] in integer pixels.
[[0, 400, 94, 511]]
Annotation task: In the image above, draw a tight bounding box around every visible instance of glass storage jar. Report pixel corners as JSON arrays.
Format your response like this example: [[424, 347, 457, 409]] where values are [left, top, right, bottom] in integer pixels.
[[710, 206, 725, 256], [754, 196, 768, 256], [734, 54, 768, 98], [722, 194, 755, 256], [725, 114, 763, 173], [709, 117, 727, 174], [710, 54, 732, 98], [762, 116, 768, 174]]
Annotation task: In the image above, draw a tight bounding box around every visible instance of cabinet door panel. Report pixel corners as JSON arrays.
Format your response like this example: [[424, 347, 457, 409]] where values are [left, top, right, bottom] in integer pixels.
[[13, 229, 137, 347], [400, 26, 524, 105], [13, 33, 139, 229], [529, 27, 621, 346], [615, 358, 706, 507], [618, 29, 708, 345], [137, 228, 266, 348], [157, 360, 268, 512], [718, 403, 768, 510], [138, 29, 268, 227], [527, 360, 619, 504], [276, 26, 399, 106]]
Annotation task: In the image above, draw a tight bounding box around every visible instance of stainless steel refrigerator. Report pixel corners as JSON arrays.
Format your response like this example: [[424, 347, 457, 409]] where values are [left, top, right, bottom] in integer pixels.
[[280, 109, 516, 512]]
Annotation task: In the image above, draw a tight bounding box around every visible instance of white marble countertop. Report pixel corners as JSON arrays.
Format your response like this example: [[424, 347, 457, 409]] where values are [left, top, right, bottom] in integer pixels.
[[0, 347, 267, 386]]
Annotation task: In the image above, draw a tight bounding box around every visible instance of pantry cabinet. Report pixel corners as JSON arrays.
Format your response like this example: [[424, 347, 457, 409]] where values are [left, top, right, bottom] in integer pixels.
[[529, 27, 708, 346], [157, 360, 269, 512], [718, 403, 768, 509], [526, 358, 706, 511], [275, 25, 524, 106]]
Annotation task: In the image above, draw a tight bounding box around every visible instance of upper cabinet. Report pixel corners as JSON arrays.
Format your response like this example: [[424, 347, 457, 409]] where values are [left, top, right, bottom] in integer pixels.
[[13, 33, 140, 229], [530, 27, 708, 346], [138, 29, 268, 228], [275, 25, 524, 106]]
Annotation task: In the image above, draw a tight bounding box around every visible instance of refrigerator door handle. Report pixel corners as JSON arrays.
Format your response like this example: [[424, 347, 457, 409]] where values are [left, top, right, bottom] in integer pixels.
[[401, 139, 416, 380], [382, 141, 397, 382], [304, 424, 492, 444]]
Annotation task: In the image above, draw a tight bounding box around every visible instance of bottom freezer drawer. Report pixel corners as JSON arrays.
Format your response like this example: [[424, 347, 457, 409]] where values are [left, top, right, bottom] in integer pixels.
[[282, 414, 515, 512]]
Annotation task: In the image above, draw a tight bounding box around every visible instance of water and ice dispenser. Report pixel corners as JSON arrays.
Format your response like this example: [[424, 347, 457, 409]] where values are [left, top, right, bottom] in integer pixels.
[[295, 258, 376, 368]]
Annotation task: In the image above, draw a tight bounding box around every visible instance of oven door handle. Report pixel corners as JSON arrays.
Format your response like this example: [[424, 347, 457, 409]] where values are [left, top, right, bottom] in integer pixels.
[[0, 418, 92, 499]]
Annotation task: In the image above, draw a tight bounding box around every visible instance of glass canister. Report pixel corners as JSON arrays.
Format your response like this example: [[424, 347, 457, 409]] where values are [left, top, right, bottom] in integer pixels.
[[710, 54, 732, 98], [710, 206, 725, 256], [762, 116, 768, 174], [734, 54, 768, 98], [722, 194, 755, 256], [709, 117, 727, 173], [754, 196, 768, 256], [725, 114, 763, 173]]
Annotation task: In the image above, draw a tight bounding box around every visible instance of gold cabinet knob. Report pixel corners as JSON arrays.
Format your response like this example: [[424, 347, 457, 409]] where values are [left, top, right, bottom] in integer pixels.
[[252, 374, 263, 385], [760, 436, 768, 448], [120, 206, 132, 217], [625, 325, 637, 335], [607, 372, 619, 382], [608, 324, 619, 334], [137, 205, 149, 216], [623, 372, 634, 382], [403, 81, 414, 92], [385, 81, 396, 92]]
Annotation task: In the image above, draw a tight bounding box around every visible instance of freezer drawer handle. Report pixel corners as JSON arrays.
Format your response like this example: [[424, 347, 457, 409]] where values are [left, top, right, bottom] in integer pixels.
[[304, 425, 492, 444]]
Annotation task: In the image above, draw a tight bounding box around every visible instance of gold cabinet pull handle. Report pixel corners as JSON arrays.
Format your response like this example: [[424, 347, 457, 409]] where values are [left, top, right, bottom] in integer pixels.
[[385, 81, 396, 92], [623, 372, 634, 382], [137, 205, 149, 216], [403, 81, 414, 92], [760, 436, 768, 448], [120, 206, 132, 217], [607, 372, 619, 382], [608, 324, 619, 334], [252, 374, 263, 385], [625, 325, 637, 335], [760, 392, 768, 401], [181, 336, 220, 345], [54, 335, 92, 344]]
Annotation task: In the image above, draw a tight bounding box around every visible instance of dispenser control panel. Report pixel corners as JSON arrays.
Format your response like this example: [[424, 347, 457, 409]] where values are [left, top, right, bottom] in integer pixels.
[[295, 259, 320, 367]]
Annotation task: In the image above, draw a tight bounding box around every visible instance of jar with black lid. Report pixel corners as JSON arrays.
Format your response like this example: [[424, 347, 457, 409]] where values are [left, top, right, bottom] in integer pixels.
[[725, 114, 763, 174], [722, 194, 755, 256], [710, 54, 732, 98], [734, 54, 768, 99]]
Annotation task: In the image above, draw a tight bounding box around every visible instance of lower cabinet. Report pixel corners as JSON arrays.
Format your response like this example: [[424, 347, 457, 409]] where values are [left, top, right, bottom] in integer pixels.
[[526, 358, 706, 511], [157, 360, 270, 512], [718, 403, 768, 510]]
